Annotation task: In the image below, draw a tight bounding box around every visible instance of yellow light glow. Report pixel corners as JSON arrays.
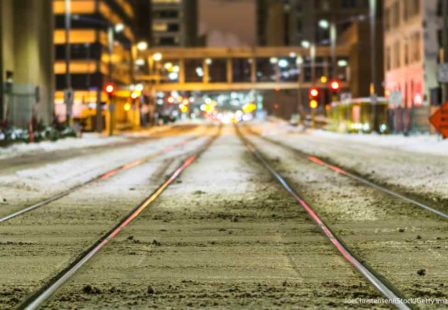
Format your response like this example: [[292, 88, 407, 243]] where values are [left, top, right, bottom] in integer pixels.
[[164, 62, 173, 70], [153, 52, 163, 61], [242, 102, 257, 113], [124, 103, 131, 111], [137, 41, 148, 51], [320, 76, 328, 83], [180, 104, 188, 113], [310, 99, 318, 109]]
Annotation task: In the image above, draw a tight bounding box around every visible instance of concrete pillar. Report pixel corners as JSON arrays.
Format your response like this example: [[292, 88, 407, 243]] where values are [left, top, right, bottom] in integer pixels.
[[226, 58, 233, 84], [179, 59, 185, 84], [250, 58, 256, 83], [0, 0, 54, 125], [203, 60, 209, 83]]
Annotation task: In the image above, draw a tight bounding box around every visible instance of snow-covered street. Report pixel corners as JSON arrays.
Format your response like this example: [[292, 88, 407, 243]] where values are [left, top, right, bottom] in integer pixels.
[[250, 119, 448, 204], [1, 121, 448, 309]]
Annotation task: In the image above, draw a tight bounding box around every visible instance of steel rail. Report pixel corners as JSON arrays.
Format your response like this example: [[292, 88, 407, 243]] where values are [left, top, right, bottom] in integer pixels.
[[0, 135, 201, 223], [19, 126, 221, 310], [246, 126, 448, 221], [236, 126, 411, 310]]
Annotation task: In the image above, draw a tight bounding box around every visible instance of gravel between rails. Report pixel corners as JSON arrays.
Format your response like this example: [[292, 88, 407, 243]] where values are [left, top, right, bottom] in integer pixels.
[[0, 132, 213, 309], [43, 126, 386, 309], [243, 129, 448, 309]]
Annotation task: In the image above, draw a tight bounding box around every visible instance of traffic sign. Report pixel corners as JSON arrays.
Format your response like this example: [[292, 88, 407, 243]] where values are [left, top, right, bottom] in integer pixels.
[[438, 64, 448, 83], [429, 102, 448, 138]]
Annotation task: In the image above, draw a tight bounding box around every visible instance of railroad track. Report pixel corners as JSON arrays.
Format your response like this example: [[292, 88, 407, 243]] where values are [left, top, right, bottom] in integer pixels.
[[0, 133, 203, 223], [244, 125, 448, 221], [236, 125, 411, 310], [17, 125, 221, 310]]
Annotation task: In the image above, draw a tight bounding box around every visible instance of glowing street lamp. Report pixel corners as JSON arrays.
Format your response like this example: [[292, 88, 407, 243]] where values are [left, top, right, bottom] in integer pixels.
[[153, 52, 163, 62], [318, 19, 330, 30], [114, 23, 124, 33], [136, 41, 148, 51]]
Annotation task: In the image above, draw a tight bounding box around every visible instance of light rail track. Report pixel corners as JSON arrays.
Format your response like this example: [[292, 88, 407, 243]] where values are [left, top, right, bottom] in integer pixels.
[[18, 126, 221, 310], [0, 134, 202, 223], [236, 125, 411, 310], [245, 125, 448, 221]]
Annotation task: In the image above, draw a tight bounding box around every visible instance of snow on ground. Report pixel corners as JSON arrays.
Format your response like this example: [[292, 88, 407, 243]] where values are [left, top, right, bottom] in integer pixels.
[[0, 125, 173, 161], [255, 118, 448, 157], [0, 125, 210, 215], [249, 118, 448, 201], [311, 130, 448, 157]]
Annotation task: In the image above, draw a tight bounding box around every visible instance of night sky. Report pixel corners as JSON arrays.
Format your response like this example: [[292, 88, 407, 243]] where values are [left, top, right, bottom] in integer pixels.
[[198, 0, 256, 47]]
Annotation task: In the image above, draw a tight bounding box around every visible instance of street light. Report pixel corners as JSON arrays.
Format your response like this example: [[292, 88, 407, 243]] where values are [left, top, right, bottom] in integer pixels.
[[137, 41, 148, 51], [153, 52, 163, 62], [135, 58, 145, 66], [114, 23, 124, 33], [318, 19, 330, 30], [301, 40, 311, 48]]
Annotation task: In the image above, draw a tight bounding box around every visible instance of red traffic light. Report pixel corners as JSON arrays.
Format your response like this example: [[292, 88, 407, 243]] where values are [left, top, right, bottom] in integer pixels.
[[308, 87, 320, 98], [329, 80, 341, 92], [104, 82, 116, 95]]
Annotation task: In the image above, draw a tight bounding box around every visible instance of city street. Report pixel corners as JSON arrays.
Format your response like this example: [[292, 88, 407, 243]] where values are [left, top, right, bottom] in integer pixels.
[[2, 0, 448, 308], [1, 121, 447, 309]]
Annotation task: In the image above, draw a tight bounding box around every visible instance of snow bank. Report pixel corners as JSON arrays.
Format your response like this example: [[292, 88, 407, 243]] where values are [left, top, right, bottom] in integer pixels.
[[251, 118, 448, 157]]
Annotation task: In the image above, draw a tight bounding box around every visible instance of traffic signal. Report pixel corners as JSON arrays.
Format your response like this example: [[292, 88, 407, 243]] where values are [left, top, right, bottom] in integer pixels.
[[104, 82, 116, 98], [308, 87, 320, 99], [329, 80, 341, 93], [329, 80, 341, 103], [309, 99, 318, 109], [308, 87, 320, 109]]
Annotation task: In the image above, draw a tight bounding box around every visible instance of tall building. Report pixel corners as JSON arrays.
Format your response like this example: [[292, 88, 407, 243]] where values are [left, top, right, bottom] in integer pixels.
[[0, 0, 54, 127], [53, 0, 140, 130], [256, 0, 383, 114], [257, 0, 370, 48], [150, 0, 198, 47], [383, 0, 442, 132]]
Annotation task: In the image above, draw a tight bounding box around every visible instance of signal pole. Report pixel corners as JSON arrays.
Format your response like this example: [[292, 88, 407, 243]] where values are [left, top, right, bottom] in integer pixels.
[[369, 0, 379, 132], [64, 0, 73, 126], [443, 0, 448, 103]]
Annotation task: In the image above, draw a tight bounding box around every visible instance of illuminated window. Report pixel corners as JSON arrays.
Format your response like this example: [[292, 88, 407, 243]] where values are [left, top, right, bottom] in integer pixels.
[[152, 0, 180, 3], [153, 22, 168, 32], [53, 0, 95, 14]]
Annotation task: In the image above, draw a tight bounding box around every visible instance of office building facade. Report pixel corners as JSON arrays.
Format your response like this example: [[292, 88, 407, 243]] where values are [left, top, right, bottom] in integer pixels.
[[383, 0, 442, 132], [151, 0, 198, 47], [53, 0, 139, 130]]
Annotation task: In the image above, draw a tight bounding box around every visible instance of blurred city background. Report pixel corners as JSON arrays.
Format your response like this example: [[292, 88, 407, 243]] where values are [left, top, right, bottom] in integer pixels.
[[0, 0, 446, 141]]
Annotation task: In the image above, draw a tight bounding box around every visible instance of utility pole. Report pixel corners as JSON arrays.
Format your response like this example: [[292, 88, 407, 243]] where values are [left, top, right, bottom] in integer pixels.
[[107, 26, 115, 135], [369, 0, 379, 132], [443, 0, 448, 103], [330, 19, 337, 79], [64, 0, 72, 125]]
